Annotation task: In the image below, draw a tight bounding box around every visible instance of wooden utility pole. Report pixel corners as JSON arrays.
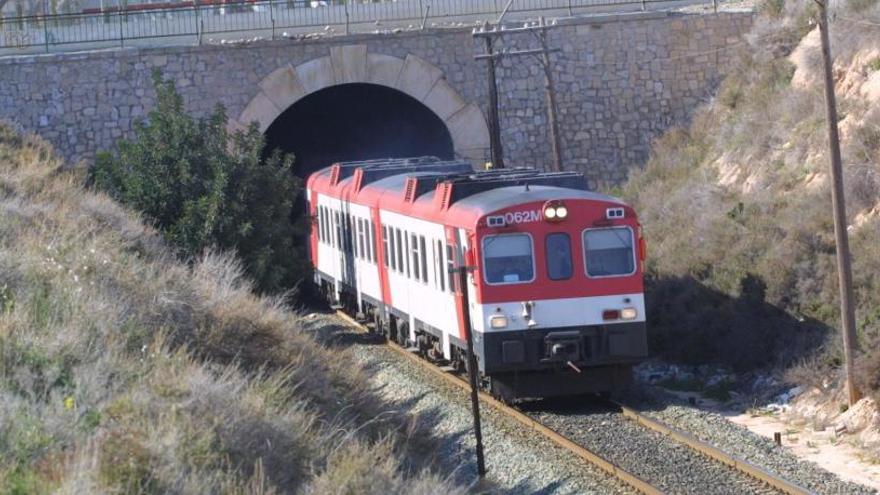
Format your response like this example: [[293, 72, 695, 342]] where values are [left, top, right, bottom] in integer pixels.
[[474, 20, 564, 172], [537, 17, 563, 172], [815, 0, 860, 406], [451, 264, 487, 477], [480, 21, 505, 169]]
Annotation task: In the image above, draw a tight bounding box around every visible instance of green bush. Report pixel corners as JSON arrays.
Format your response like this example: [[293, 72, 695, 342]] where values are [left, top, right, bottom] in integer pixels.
[[90, 72, 309, 294]]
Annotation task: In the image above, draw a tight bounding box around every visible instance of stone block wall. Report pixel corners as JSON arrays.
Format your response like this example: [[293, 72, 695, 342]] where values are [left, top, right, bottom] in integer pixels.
[[0, 10, 752, 188], [492, 11, 753, 188]]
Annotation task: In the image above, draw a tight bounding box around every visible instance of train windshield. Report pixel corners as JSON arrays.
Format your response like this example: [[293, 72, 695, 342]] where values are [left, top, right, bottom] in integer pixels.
[[583, 227, 635, 277], [545, 233, 573, 280], [482, 234, 535, 284]]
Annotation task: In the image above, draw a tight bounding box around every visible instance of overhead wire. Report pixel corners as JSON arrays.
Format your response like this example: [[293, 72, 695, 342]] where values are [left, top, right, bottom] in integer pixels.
[[835, 16, 880, 28]]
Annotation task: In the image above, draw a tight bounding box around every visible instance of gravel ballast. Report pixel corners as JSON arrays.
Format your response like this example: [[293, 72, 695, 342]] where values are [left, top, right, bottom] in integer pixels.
[[526, 401, 778, 495], [306, 314, 634, 495]]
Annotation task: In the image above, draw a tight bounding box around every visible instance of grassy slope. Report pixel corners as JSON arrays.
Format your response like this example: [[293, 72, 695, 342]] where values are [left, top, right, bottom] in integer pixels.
[[0, 125, 461, 494], [619, 0, 880, 389]]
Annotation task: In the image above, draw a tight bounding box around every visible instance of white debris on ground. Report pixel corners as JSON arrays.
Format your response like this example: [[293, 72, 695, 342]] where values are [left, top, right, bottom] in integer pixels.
[[760, 386, 806, 414]]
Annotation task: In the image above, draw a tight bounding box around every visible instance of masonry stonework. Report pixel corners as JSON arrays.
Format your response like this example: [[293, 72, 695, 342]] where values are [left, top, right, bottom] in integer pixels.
[[0, 10, 752, 188]]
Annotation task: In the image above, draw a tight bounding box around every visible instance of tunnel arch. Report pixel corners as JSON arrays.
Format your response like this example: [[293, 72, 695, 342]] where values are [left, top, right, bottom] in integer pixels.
[[230, 45, 490, 172], [263, 83, 455, 178]]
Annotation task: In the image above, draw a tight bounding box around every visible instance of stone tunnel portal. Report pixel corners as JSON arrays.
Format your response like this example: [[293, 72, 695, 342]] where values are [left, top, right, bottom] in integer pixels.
[[264, 83, 455, 178]]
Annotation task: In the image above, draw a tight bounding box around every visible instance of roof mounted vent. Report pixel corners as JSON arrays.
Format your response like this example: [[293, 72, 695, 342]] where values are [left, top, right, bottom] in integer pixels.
[[329, 164, 342, 186], [404, 177, 418, 203], [352, 168, 365, 192], [436, 182, 453, 210]]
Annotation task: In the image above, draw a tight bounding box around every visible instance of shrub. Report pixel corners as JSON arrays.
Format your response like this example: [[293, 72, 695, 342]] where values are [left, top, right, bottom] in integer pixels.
[[0, 124, 461, 494], [89, 72, 309, 295]]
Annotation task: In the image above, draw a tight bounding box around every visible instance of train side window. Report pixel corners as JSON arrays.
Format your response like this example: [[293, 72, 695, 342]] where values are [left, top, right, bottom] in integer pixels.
[[351, 218, 356, 255], [436, 240, 445, 292], [323, 208, 329, 244], [352, 218, 358, 258], [358, 219, 366, 259], [320, 207, 326, 243], [351, 217, 356, 255], [349, 215, 356, 254], [321, 207, 327, 244], [333, 212, 341, 249], [411, 234, 420, 281], [348, 216, 352, 253], [382, 226, 390, 267], [389, 227, 397, 271], [545, 233, 573, 281], [446, 245, 455, 293], [361, 219, 367, 260], [395, 228, 404, 273], [583, 227, 636, 277], [368, 220, 376, 263], [342, 214, 347, 252], [482, 233, 535, 285], [315, 207, 320, 242], [343, 213, 349, 252], [419, 236, 428, 284], [436, 240, 442, 290], [404, 232, 411, 278]]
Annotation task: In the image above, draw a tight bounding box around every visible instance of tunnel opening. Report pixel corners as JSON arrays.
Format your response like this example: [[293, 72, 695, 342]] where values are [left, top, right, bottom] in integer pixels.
[[264, 83, 455, 178]]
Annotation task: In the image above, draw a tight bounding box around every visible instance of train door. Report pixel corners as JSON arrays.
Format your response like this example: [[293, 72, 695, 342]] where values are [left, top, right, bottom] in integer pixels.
[[444, 226, 472, 346]]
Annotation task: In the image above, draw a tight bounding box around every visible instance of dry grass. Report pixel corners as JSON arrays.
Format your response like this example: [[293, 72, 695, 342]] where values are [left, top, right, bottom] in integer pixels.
[[620, 2, 880, 386], [0, 124, 463, 494]]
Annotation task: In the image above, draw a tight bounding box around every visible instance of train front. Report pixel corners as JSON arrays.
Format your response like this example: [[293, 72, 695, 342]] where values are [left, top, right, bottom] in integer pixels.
[[469, 191, 648, 401]]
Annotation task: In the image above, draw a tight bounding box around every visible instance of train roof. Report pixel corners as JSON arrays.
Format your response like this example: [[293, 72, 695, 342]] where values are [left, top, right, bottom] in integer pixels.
[[307, 157, 628, 228]]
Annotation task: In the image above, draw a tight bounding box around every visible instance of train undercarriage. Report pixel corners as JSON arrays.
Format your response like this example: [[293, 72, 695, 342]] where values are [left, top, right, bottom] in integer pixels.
[[318, 276, 642, 403]]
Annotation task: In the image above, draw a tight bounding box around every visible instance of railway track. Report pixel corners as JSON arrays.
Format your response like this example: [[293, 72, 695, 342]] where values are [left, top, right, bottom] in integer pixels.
[[334, 310, 814, 495]]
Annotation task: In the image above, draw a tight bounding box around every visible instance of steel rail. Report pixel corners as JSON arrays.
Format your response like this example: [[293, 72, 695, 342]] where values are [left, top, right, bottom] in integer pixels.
[[336, 309, 813, 494], [334, 310, 663, 495], [611, 401, 815, 495]]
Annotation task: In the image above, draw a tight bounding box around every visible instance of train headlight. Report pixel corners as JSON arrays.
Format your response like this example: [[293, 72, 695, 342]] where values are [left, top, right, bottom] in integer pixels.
[[489, 315, 509, 329], [621, 307, 638, 320], [555, 206, 568, 219], [543, 201, 567, 223]]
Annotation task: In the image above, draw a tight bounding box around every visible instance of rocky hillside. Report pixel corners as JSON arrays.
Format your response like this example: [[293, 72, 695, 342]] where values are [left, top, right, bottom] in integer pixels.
[[0, 124, 461, 493], [621, 0, 880, 393]]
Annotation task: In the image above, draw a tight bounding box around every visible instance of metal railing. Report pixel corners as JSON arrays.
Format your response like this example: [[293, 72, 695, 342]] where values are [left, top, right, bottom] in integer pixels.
[[0, 0, 716, 54]]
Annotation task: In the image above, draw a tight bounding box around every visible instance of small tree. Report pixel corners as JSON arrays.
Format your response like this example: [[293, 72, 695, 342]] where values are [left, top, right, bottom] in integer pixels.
[[90, 72, 309, 295]]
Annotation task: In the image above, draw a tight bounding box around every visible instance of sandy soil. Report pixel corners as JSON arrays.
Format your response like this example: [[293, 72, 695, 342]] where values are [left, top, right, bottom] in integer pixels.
[[726, 411, 880, 491]]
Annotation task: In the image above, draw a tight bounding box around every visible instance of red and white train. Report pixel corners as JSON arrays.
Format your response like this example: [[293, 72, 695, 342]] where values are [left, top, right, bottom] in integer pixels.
[[306, 157, 648, 400]]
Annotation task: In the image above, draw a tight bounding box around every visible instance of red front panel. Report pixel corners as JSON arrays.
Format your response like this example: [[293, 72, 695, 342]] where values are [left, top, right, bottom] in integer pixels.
[[309, 192, 319, 268], [472, 199, 644, 305]]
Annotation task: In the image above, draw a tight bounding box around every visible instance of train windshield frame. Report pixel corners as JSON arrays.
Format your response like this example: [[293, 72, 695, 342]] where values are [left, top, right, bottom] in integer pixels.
[[582, 227, 636, 278], [481, 233, 536, 285]]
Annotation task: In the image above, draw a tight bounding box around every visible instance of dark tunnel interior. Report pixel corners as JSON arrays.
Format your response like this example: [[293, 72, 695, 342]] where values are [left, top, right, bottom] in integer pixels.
[[264, 83, 455, 178]]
